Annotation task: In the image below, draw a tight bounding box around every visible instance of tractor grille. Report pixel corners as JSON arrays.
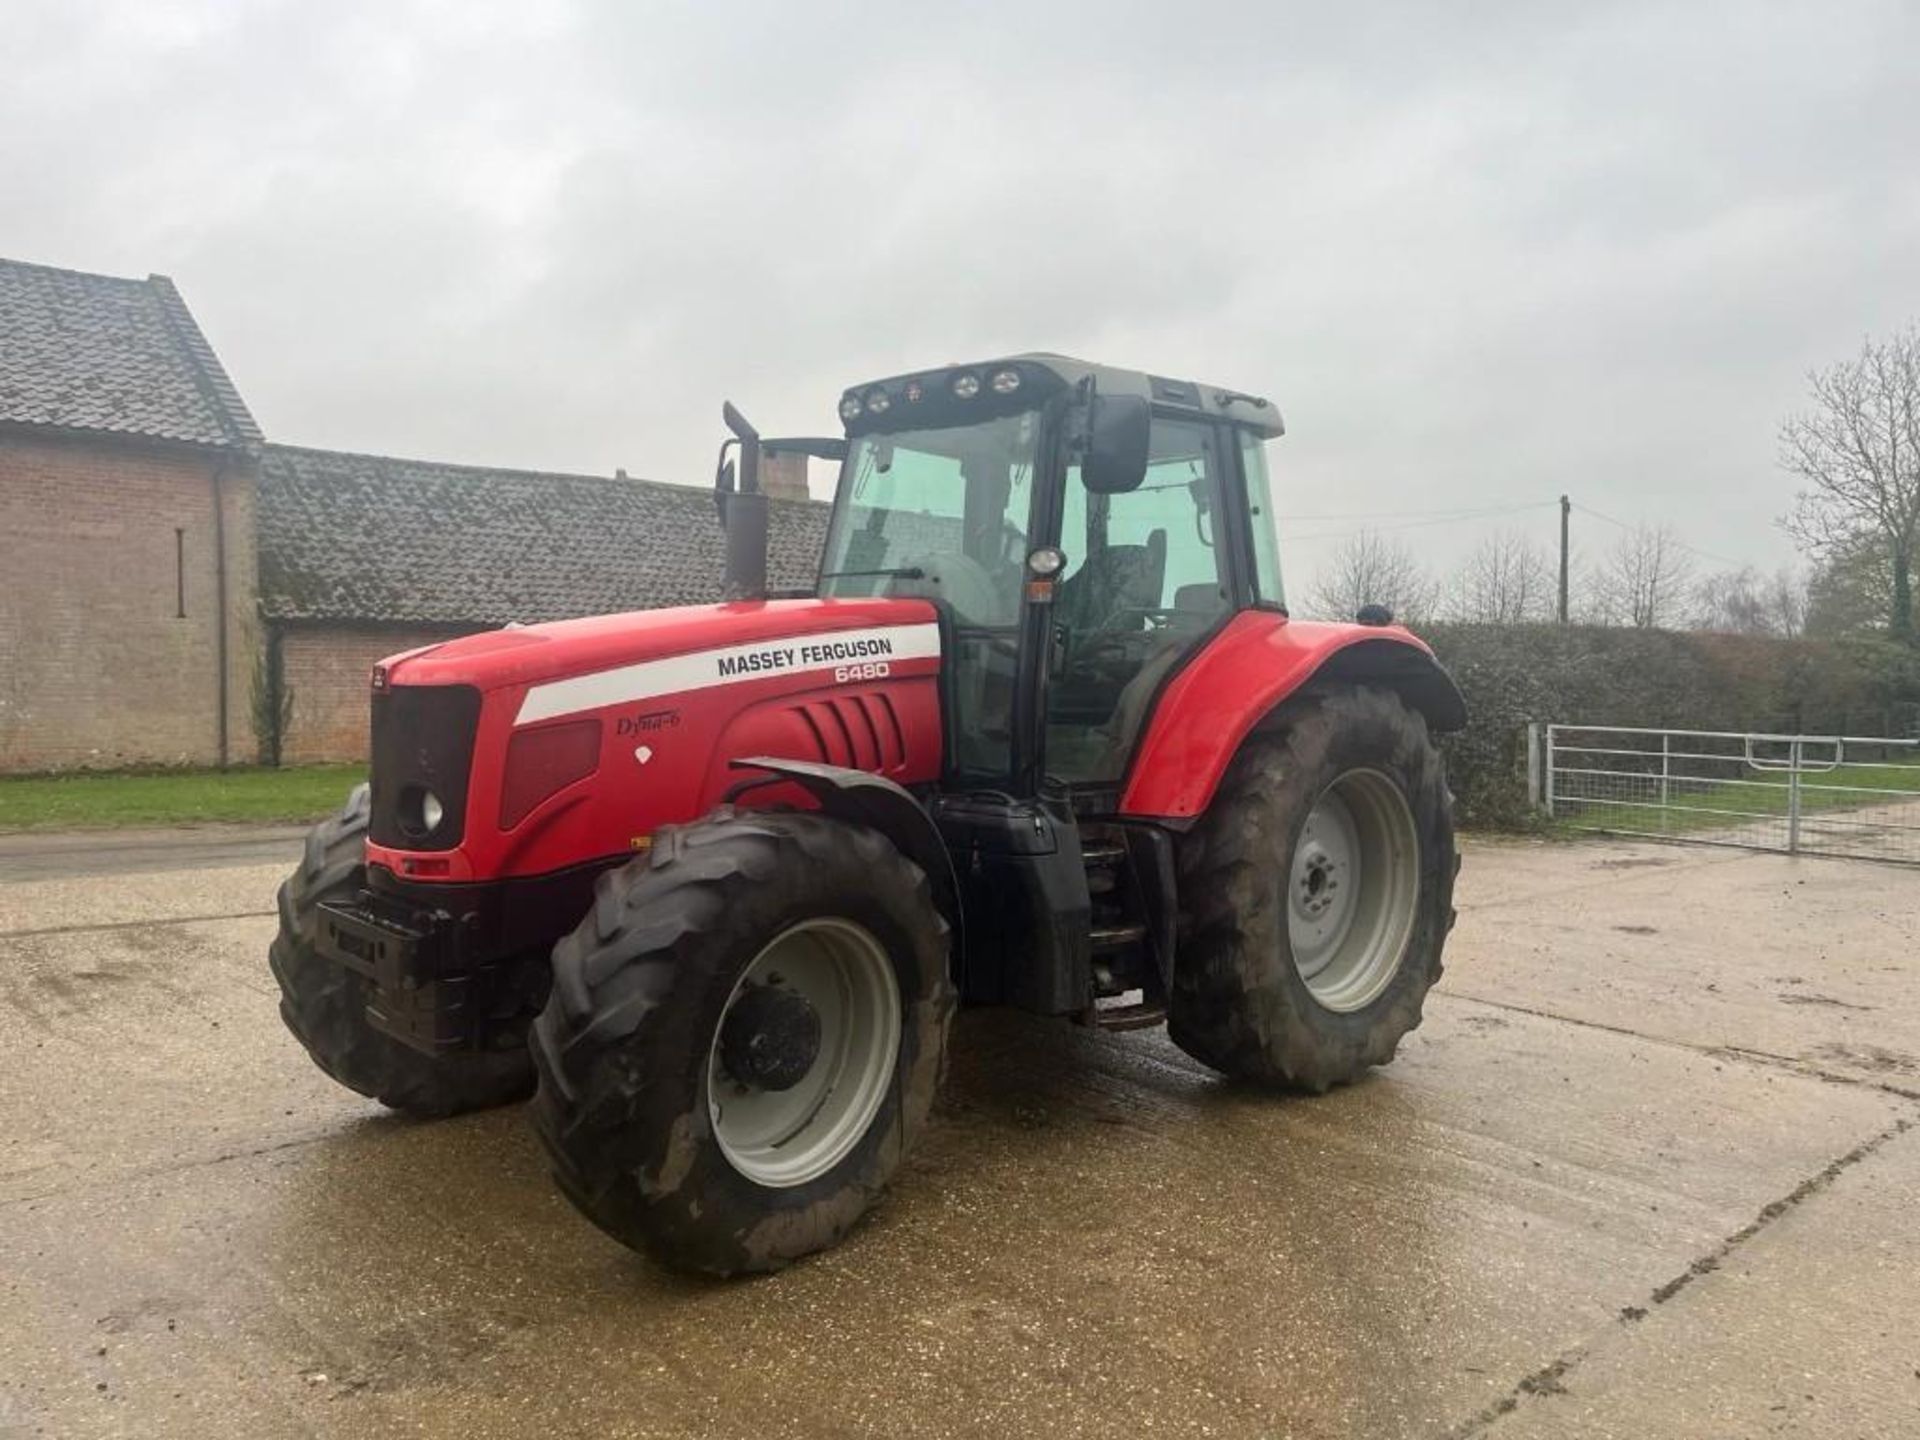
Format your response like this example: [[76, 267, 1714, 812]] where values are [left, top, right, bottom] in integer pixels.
[[368, 684, 482, 849]]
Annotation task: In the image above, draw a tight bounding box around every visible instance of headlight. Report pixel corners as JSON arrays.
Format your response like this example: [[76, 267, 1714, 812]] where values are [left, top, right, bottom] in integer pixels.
[[399, 783, 445, 839], [990, 368, 1021, 395]]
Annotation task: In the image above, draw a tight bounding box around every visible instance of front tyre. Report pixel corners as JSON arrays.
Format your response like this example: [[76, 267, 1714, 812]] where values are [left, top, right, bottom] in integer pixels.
[[530, 809, 954, 1277], [1169, 686, 1457, 1092]]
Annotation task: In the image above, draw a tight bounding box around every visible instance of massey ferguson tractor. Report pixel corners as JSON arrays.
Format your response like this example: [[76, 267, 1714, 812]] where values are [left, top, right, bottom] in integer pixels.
[[270, 353, 1464, 1275]]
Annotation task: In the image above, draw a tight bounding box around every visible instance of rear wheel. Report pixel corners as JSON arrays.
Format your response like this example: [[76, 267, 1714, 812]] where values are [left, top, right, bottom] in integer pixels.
[[1169, 687, 1456, 1091], [269, 785, 534, 1116], [530, 808, 954, 1276]]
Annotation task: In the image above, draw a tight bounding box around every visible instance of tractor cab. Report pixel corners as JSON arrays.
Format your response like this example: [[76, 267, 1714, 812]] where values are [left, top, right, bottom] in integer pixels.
[[810, 355, 1288, 797]]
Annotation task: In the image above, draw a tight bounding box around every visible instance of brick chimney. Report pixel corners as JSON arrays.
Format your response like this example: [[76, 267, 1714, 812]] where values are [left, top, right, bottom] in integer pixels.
[[758, 450, 812, 502]]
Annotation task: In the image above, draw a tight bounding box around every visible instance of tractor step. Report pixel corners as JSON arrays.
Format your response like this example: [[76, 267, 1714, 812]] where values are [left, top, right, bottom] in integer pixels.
[[1090, 991, 1168, 1031], [1083, 842, 1126, 895]]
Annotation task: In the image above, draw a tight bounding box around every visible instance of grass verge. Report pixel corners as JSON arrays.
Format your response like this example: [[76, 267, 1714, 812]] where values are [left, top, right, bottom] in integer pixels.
[[1553, 759, 1920, 840], [0, 765, 366, 831]]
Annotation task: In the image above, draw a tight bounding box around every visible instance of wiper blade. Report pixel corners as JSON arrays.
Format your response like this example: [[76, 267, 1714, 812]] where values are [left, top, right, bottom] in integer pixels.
[[818, 566, 925, 580]]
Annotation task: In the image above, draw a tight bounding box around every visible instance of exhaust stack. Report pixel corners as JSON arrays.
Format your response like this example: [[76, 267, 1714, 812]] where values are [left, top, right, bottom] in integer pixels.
[[719, 401, 768, 603]]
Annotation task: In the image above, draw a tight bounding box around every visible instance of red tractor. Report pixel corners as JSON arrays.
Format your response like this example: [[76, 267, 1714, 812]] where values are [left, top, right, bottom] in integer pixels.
[[271, 354, 1464, 1275]]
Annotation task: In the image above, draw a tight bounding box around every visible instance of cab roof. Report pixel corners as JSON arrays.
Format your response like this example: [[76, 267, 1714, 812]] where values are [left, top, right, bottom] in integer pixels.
[[839, 352, 1285, 439]]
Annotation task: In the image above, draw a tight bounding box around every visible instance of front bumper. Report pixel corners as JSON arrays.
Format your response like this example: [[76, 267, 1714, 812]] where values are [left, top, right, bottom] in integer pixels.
[[311, 859, 618, 1057], [314, 891, 497, 1055]]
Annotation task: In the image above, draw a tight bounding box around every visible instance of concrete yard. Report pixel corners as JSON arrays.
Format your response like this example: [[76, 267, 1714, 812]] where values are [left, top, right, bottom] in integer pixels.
[[2, 829, 1917, 1438]]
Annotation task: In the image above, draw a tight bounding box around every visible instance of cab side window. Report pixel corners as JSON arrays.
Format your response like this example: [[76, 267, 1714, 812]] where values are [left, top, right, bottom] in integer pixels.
[[1239, 430, 1286, 607], [1048, 419, 1229, 783]]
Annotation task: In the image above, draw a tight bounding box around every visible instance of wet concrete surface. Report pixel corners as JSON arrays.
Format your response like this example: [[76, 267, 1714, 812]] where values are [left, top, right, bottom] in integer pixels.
[[0, 824, 306, 884], [2, 834, 1917, 1438]]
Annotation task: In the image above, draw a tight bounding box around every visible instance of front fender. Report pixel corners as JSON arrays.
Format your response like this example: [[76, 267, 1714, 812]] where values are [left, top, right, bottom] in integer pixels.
[[729, 757, 962, 954], [1116, 612, 1466, 822]]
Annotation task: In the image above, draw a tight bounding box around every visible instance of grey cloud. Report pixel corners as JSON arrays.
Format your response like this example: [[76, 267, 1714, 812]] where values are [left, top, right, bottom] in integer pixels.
[[4, 0, 1917, 597]]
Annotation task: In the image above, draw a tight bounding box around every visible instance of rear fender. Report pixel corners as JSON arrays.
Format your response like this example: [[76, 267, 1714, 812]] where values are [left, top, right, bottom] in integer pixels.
[[729, 757, 963, 958], [1116, 612, 1466, 822]]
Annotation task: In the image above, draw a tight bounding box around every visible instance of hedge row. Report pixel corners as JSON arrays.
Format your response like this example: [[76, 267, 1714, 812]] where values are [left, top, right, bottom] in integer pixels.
[[1420, 624, 1920, 829]]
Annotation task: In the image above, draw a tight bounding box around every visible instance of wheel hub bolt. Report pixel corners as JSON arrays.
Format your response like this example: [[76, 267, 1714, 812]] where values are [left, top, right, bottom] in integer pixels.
[[1300, 855, 1341, 916], [720, 984, 822, 1092]]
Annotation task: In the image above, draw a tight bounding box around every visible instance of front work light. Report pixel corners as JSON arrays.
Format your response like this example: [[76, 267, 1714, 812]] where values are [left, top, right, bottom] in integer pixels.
[[990, 368, 1021, 395], [838, 394, 863, 422], [1027, 545, 1066, 577], [951, 372, 981, 399], [865, 388, 891, 415]]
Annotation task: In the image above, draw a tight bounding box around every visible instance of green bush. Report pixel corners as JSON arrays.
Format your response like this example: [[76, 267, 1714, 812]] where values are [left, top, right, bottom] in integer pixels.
[[1422, 624, 1920, 830]]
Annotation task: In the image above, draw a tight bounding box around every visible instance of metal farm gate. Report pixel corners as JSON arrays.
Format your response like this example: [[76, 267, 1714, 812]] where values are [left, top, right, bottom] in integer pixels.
[[1538, 725, 1920, 866]]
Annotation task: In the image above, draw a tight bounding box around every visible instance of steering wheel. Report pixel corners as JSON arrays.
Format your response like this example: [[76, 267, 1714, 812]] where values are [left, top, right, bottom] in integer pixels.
[[883, 552, 1014, 627], [956, 627, 1021, 660], [1093, 606, 1180, 634]]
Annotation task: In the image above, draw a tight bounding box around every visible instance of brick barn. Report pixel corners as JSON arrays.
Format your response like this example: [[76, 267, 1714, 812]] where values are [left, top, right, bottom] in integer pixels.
[[0, 256, 825, 772], [0, 259, 262, 771]]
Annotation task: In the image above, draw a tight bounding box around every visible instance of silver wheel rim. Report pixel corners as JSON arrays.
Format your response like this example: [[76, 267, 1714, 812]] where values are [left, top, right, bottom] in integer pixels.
[[708, 918, 901, 1188], [1288, 769, 1420, 1013]]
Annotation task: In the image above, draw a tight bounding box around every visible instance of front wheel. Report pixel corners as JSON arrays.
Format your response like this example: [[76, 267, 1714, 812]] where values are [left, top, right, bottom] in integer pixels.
[[1169, 686, 1457, 1091], [530, 809, 954, 1276]]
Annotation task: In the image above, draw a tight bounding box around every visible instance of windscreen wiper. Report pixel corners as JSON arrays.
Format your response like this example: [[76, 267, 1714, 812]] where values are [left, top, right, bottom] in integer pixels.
[[818, 566, 925, 580]]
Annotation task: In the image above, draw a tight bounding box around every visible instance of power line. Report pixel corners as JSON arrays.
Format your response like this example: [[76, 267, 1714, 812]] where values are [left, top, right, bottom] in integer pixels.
[[1276, 498, 1552, 522], [1290, 500, 1557, 544], [1570, 502, 1747, 568]]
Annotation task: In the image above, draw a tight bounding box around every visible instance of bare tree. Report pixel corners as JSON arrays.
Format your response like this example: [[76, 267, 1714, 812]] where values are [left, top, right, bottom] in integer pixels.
[[1305, 530, 1438, 624], [1448, 531, 1553, 624], [1692, 565, 1808, 636], [1767, 567, 1809, 638], [1780, 324, 1920, 640], [1591, 523, 1695, 629]]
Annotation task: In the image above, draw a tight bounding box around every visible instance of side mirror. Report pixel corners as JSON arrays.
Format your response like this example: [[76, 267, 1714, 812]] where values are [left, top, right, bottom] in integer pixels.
[[1083, 393, 1150, 494]]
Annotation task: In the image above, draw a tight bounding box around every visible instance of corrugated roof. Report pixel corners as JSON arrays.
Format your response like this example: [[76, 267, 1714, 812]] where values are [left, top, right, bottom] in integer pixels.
[[258, 444, 829, 624], [0, 257, 261, 449]]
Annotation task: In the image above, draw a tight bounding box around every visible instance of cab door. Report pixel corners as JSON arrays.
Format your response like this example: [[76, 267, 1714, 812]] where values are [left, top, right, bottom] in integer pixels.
[[1046, 417, 1234, 785]]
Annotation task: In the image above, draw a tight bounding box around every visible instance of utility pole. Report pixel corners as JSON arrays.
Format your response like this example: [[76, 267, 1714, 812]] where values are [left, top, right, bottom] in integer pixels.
[[1557, 494, 1571, 625]]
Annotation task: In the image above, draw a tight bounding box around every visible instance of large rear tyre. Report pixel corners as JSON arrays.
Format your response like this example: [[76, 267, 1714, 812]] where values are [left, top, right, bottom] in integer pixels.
[[1169, 687, 1456, 1091], [530, 808, 955, 1277], [269, 785, 534, 1116]]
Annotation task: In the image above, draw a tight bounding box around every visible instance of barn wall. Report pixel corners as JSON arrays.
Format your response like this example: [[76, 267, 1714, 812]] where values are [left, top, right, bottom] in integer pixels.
[[0, 430, 257, 771], [278, 623, 474, 764]]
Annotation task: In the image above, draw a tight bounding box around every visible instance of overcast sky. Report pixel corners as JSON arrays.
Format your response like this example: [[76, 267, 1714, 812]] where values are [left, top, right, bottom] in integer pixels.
[[6, 1, 1918, 601]]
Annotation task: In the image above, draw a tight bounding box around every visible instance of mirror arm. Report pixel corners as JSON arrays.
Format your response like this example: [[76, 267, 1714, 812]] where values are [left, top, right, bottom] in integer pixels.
[[722, 401, 762, 496], [713, 437, 738, 524]]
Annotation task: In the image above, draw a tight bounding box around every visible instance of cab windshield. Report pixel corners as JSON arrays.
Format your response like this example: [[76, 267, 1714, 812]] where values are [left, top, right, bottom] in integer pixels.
[[819, 412, 1040, 776], [818, 412, 1038, 625]]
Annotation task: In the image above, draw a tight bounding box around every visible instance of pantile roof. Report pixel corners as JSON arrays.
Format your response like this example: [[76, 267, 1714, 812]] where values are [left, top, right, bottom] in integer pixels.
[[0, 257, 261, 449], [258, 445, 829, 624]]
